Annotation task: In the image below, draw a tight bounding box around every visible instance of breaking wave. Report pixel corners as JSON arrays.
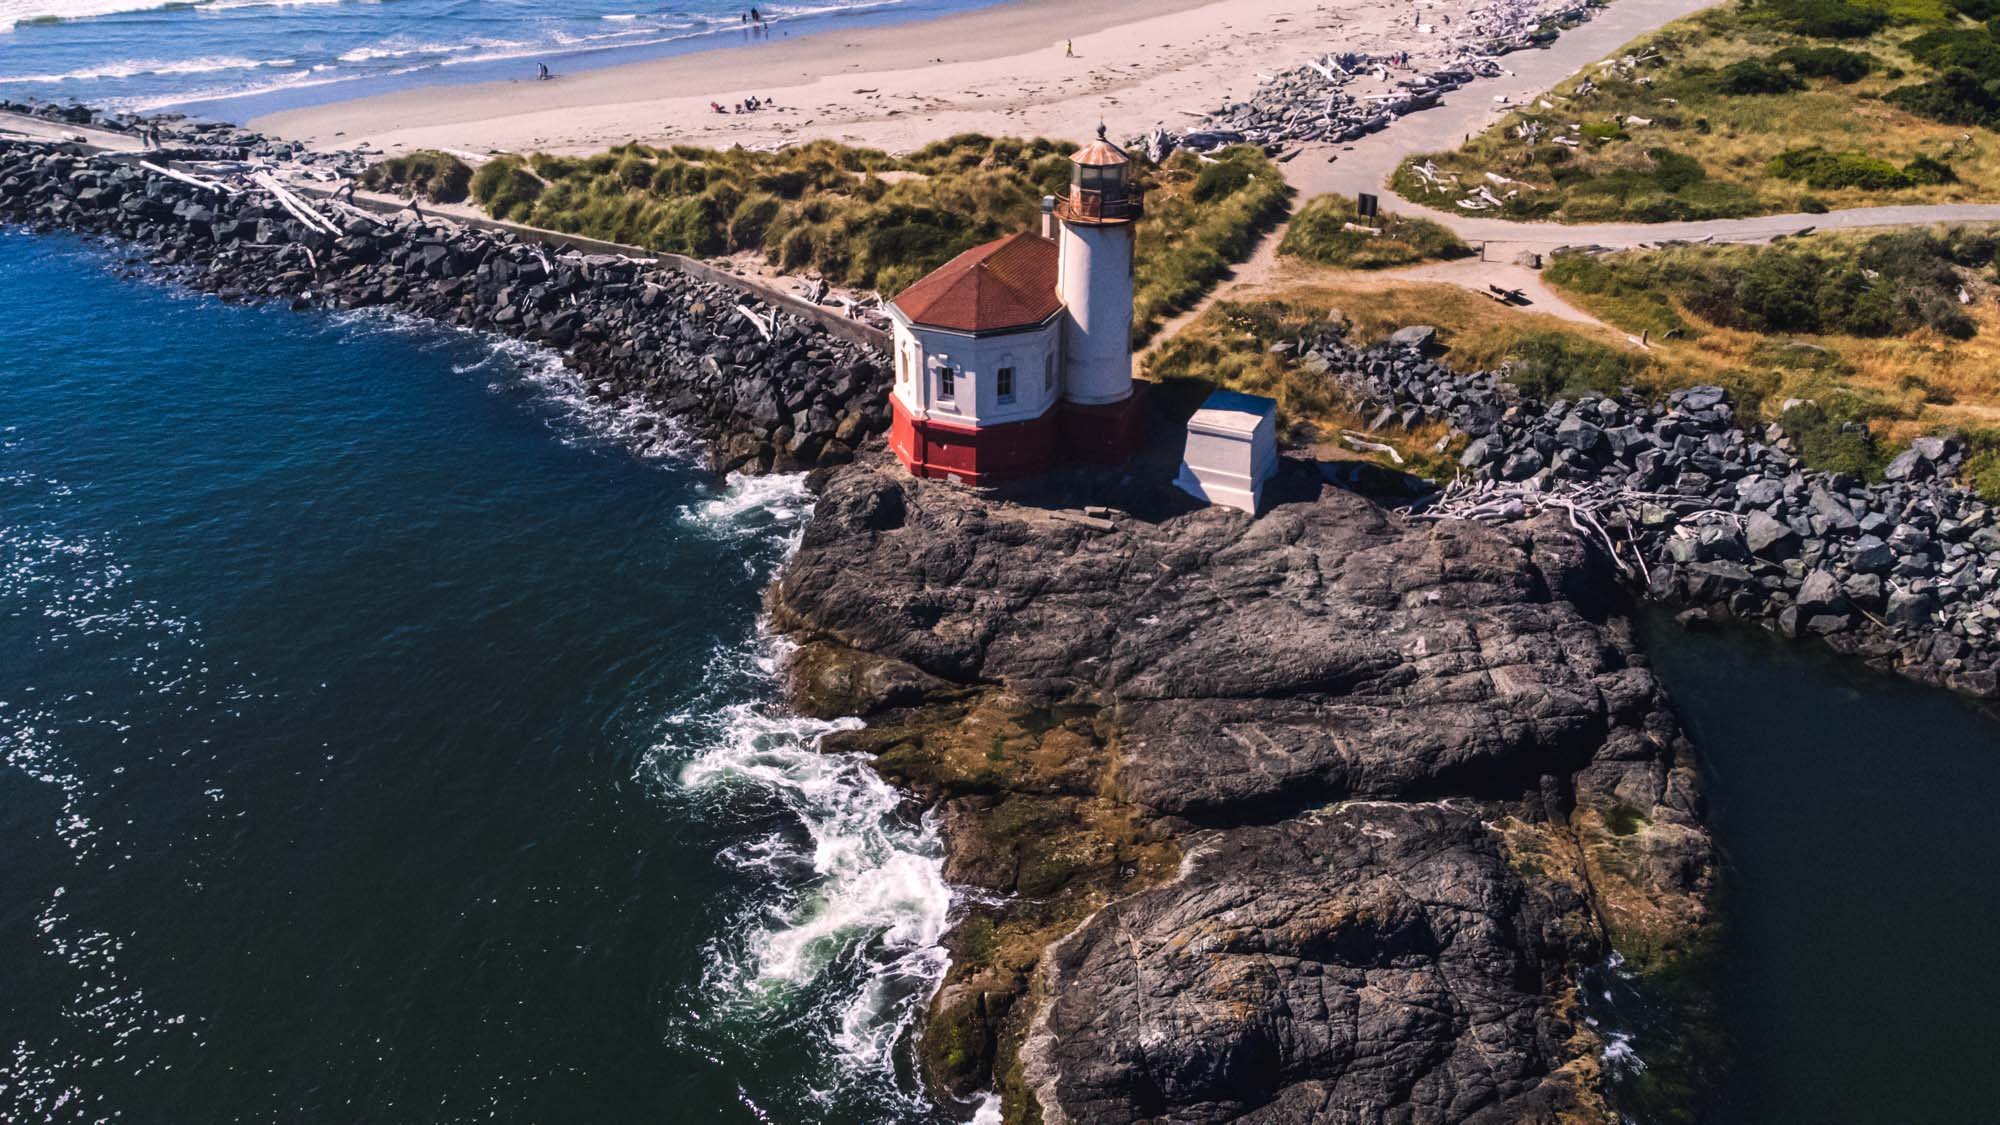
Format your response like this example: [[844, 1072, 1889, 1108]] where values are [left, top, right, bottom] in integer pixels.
[[651, 480, 953, 1111], [7, 54, 292, 83]]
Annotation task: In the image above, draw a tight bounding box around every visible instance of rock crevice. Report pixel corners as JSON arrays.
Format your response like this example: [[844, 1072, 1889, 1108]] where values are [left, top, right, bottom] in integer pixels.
[[774, 459, 1712, 1122]]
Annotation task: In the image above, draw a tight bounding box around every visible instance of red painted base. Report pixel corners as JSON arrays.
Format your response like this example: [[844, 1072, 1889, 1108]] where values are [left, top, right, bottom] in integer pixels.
[[891, 398, 1060, 485], [1057, 391, 1145, 466], [890, 388, 1146, 484]]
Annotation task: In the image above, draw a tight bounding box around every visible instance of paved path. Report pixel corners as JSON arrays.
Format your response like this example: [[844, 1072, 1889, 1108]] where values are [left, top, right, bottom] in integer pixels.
[[1281, 0, 1717, 204], [1147, 0, 2000, 352]]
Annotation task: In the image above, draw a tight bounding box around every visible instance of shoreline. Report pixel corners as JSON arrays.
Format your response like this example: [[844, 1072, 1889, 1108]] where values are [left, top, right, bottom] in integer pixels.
[[255, 0, 1379, 156], [151, 0, 1014, 123]]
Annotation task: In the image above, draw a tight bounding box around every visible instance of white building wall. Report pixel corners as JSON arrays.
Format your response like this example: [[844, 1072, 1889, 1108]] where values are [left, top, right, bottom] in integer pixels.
[[1057, 220, 1135, 407], [890, 313, 1061, 427], [1174, 392, 1279, 515]]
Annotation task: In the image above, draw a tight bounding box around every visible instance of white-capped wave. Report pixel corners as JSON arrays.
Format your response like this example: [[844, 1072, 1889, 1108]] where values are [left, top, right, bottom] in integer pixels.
[[653, 518, 952, 1106], [1, 0, 356, 30], [6, 54, 291, 83], [684, 471, 813, 529], [677, 690, 951, 1095]]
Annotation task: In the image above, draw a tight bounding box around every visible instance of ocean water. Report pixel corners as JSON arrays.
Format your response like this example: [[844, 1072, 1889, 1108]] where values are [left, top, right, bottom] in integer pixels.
[[1597, 613, 2000, 1123], [0, 229, 968, 1123], [0, 0, 1000, 118]]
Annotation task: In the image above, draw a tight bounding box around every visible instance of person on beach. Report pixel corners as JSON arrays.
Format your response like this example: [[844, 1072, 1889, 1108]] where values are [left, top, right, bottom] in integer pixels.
[[1065, 39, 1074, 57], [537, 62, 551, 81]]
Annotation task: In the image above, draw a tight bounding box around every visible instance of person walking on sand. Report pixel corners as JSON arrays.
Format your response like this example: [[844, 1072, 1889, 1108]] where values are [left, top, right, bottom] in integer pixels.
[[537, 62, 551, 80], [1065, 39, 1074, 57]]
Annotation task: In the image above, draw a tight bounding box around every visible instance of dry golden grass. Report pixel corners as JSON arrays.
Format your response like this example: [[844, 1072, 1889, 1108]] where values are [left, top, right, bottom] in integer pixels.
[[1398, 6, 2000, 220], [1542, 238, 2000, 442]]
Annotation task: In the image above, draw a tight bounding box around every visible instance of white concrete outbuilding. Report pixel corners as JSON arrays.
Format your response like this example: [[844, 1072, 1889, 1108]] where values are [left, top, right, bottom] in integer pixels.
[[1174, 390, 1279, 515]]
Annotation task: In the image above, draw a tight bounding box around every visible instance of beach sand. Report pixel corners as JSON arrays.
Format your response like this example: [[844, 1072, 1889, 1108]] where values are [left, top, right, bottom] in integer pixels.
[[256, 0, 1470, 157]]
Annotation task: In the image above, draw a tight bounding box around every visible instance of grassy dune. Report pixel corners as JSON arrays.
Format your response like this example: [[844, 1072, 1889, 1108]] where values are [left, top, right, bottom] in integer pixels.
[[1278, 194, 1473, 268], [1395, 0, 2000, 221], [442, 134, 1289, 346]]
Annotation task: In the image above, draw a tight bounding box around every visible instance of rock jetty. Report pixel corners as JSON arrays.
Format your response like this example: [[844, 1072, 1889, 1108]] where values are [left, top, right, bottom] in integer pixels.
[[0, 137, 887, 474], [1300, 322, 2000, 699], [774, 458, 1714, 1122]]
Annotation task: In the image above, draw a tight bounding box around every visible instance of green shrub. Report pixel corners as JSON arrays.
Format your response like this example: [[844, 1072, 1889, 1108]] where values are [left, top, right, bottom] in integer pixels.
[[1552, 232, 1990, 342], [1965, 436, 2000, 500], [1781, 400, 1885, 477], [360, 150, 473, 203], [1903, 154, 1959, 185], [1192, 160, 1254, 203], [1760, 0, 1886, 38], [1885, 68, 2000, 127], [1504, 331, 1648, 400], [1717, 57, 1807, 94], [726, 192, 782, 250], [1903, 28, 2000, 83], [1278, 193, 1472, 269], [1581, 120, 1628, 141], [469, 157, 543, 221], [1769, 44, 1874, 81], [1766, 147, 1915, 189]]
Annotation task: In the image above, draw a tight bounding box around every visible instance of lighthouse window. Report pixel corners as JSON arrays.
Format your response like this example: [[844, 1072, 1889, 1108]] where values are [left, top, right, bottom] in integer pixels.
[[937, 366, 955, 402], [997, 367, 1015, 404]]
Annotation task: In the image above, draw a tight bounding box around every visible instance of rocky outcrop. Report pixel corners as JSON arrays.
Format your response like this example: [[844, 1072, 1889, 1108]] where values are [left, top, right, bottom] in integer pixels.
[[0, 140, 887, 473], [773, 459, 1712, 1122], [1301, 324, 2000, 700]]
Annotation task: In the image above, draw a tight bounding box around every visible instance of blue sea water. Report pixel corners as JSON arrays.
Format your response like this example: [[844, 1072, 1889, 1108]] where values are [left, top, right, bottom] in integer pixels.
[[0, 0, 1000, 119], [0, 230, 966, 1123]]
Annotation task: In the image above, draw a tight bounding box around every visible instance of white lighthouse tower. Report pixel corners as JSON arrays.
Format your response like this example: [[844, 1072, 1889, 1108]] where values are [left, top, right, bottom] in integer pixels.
[[1053, 125, 1144, 462]]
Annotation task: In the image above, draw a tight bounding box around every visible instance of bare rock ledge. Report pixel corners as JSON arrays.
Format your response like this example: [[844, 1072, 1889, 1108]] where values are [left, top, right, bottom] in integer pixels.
[[771, 458, 1714, 1123]]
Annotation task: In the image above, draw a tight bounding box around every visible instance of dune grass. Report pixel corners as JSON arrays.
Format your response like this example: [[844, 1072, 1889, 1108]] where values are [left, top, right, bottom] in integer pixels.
[[1278, 194, 1473, 269], [360, 150, 474, 204], [1394, 0, 2000, 222], [457, 134, 1289, 346]]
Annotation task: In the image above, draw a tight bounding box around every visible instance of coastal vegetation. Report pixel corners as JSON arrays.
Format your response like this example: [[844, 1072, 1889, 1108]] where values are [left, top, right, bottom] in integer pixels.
[[1148, 226, 2000, 496], [1277, 193, 1473, 268], [1394, 0, 2000, 220], [450, 134, 1289, 344], [358, 149, 473, 204]]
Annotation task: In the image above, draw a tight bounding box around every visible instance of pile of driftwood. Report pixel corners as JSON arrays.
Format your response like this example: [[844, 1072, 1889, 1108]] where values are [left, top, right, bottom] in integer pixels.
[[1166, 0, 1597, 154]]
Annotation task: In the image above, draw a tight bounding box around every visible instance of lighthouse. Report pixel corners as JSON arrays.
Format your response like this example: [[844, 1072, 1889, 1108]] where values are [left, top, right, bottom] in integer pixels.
[[884, 126, 1146, 485], [1052, 125, 1144, 464]]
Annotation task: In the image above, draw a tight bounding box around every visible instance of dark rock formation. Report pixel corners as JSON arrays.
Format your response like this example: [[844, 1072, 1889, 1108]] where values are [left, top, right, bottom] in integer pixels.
[[1296, 324, 2000, 700], [774, 459, 1712, 1122], [0, 139, 887, 473]]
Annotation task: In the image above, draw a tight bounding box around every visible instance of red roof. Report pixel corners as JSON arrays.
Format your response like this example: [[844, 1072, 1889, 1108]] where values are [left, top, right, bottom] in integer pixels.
[[891, 232, 1060, 334]]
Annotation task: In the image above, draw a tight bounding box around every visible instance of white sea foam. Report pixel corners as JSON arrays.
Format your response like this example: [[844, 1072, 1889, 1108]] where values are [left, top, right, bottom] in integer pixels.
[[683, 471, 813, 533], [322, 307, 697, 462], [970, 1093, 1004, 1125], [1, 0, 356, 29], [1602, 1031, 1646, 1075], [656, 483, 953, 1106], [7, 54, 291, 83], [676, 689, 952, 1097]]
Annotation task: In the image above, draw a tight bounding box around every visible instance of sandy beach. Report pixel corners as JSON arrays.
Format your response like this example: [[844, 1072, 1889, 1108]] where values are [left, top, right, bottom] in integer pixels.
[[257, 0, 1475, 157]]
